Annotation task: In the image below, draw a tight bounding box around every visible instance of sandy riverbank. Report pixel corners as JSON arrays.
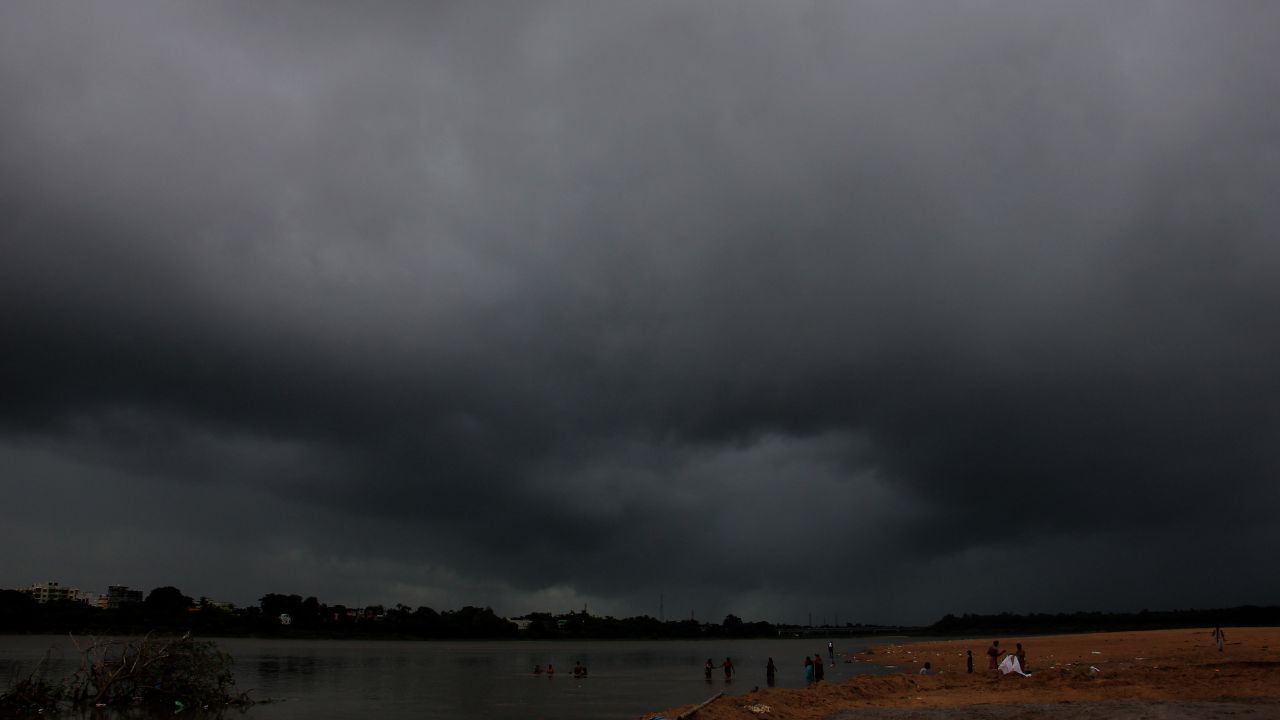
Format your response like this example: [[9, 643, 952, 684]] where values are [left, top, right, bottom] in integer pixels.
[[643, 627, 1280, 719]]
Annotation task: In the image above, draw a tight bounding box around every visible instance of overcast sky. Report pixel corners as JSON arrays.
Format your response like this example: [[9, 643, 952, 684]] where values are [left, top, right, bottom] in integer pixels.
[[3, 1, 1279, 625]]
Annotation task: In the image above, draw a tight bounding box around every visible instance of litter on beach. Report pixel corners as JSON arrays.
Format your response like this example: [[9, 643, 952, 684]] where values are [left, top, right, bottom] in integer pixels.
[[999, 655, 1031, 677]]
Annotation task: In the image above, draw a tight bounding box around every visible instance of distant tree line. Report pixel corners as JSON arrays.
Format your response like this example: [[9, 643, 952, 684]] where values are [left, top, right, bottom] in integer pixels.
[[927, 605, 1280, 636], [6, 587, 1273, 639], [517, 611, 779, 639], [0, 588, 781, 639], [0, 588, 516, 638]]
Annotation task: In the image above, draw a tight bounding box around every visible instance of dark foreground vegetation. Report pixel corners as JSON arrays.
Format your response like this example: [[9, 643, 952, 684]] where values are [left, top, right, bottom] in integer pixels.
[[0, 634, 252, 715]]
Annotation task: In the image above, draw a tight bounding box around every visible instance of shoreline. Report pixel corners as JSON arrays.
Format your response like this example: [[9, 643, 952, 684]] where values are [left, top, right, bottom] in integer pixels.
[[644, 627, 1280, 719]]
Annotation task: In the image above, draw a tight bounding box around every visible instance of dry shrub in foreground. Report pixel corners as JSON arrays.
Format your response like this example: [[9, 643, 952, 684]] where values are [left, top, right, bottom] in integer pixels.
[[0, 633, 253, 714]]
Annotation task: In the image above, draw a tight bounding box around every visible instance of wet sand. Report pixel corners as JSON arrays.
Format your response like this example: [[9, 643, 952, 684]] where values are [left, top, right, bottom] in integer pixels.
[[644, 627, 1280, 719]]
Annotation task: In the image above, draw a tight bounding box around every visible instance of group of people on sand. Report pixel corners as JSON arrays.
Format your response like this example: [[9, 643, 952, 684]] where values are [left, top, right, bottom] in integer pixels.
[[532, 661, 589, 677], [981, 640, 1029, 674], [896, 639, 1028, 677]]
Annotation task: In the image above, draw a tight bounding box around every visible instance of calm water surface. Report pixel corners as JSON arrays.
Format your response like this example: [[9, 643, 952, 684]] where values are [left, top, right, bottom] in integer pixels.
[[1, 635, 898, 719]]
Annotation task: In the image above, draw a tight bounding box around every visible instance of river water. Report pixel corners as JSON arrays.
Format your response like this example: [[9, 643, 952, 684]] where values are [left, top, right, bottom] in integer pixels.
[[1, 635, 899, 719]]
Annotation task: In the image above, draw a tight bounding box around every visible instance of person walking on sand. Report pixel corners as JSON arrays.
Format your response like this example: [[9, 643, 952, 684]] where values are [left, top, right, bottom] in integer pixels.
[[966, 650, 974, 673], [1014, 643, 1027, 672], [987, 641, 1005, 670], [813, 654, 825, 681], [766, 657, 777, 686], [1213, 626, 1226, 652]]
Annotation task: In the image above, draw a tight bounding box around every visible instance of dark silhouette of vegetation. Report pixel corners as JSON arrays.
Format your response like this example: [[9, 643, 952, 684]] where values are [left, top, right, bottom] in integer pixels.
[[0, 587, 522, 639], [7, 584, 1275, 640], [0, 634, 251, 714], [927, 605, 1280, 636], [2, 585, 792, 639], [144, 586, 195, 620]]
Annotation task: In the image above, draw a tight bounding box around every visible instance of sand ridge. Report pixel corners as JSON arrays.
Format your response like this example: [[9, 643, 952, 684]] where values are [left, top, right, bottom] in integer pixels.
[[644, 627, 1280, 720]]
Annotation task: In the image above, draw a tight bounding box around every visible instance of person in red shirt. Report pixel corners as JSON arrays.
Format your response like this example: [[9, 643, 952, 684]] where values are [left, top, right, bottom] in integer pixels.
[[987, 640, 1005, 670]]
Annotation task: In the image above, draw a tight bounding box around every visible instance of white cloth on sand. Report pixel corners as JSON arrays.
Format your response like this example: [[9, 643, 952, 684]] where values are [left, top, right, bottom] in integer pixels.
[[999, 655, 1030, 676]]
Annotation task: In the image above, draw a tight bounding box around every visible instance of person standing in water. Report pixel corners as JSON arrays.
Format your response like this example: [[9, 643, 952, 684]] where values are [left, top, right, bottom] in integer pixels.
[[766, 657, 777, 686], [828, 640, 835, 666], [704, 658, 714, 681], [723, 657, 735, 681], [812, 654, 824, 681], [803, 656, 815, 684]]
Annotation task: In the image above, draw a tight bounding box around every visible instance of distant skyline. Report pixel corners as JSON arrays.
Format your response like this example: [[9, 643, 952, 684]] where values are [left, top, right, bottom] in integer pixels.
[[4, 1, 1280, 625]]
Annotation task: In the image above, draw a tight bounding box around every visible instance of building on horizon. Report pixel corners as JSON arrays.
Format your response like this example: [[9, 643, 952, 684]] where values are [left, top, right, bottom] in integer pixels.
[[106, 585, 144, 609], [27, 581, 83, 604]]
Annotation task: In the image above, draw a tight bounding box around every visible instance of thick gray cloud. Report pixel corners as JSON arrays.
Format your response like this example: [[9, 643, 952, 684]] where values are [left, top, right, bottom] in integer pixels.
[[3, 1, 1279, 624]]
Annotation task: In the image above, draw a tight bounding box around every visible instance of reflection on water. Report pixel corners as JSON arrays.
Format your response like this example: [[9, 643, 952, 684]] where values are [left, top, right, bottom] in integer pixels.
[[1, 635, 895, 720]]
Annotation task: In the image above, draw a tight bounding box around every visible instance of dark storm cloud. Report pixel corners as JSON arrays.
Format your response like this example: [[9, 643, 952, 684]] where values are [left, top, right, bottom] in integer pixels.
[[3, 1, 1280, 622]]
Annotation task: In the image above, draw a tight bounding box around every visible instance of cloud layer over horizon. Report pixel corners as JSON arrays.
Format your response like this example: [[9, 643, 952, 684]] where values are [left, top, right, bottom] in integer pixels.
[[3, 1, 1279, 624]]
